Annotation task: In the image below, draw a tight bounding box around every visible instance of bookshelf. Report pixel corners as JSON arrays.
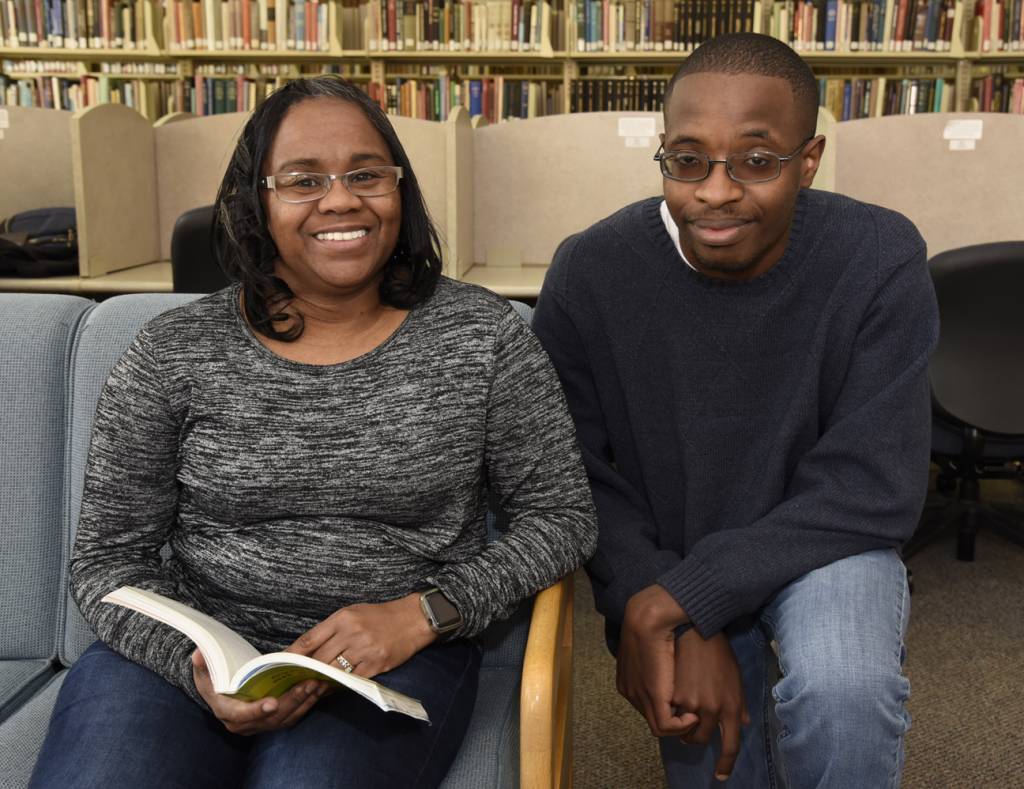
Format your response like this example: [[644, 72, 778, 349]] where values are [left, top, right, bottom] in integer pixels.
[[1, 0, 1022, 121]]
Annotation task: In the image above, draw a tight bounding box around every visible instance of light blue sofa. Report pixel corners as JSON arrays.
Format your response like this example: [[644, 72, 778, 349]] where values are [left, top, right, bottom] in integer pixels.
[[0, 292, 573, 789]]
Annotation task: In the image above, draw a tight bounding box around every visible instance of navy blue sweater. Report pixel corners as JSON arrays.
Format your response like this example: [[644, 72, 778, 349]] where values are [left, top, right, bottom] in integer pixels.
[[532, 189, 939, 639]]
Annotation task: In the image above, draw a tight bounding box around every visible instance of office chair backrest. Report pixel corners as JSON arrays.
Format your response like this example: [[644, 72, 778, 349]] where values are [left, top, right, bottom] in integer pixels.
[[929, 241, 1024, 436], [170, 204, 232, 293]]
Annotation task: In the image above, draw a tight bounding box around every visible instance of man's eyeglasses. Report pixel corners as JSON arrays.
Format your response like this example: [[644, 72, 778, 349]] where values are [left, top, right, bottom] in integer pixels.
[[260, 166, 404, 203], [654, 137, 816, 184]]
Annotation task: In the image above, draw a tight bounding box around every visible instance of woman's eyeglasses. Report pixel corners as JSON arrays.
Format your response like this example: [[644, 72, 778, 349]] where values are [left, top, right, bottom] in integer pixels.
[[261, 166, 404, 203]]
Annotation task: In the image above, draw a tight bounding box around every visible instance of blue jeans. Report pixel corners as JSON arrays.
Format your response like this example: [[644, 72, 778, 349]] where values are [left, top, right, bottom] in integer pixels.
[[660, 549, 912, 789], [30, 638, 481, 789]]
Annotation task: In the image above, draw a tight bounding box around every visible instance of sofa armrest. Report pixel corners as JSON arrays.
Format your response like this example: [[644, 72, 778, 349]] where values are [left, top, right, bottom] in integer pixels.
[[520, 573, 575, 789]]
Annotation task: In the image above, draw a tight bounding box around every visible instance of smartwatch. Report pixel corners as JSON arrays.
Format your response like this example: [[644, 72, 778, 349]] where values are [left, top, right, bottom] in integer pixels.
[[419, 588, 463, 634]]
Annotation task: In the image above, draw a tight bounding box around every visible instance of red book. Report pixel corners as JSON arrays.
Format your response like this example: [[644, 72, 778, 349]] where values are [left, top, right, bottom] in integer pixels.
[[100, 0, 110, 44], [241, 0, 250, 48], [194, 73, 205, 115], [33, 0, 44, 46], [174, 0, 183, 46], [892, 0, 908, 47]]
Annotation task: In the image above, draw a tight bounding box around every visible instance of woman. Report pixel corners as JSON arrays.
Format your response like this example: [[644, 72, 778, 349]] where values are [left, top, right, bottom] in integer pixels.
[[30, 77, 597, 789]]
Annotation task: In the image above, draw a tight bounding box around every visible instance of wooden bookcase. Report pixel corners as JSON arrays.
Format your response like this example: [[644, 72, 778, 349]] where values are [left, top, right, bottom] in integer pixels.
[[2, 0, 1024, 119]]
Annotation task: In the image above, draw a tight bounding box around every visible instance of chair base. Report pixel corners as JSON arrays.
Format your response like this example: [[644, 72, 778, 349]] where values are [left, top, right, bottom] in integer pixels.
[[905, 496, 1024, 561]]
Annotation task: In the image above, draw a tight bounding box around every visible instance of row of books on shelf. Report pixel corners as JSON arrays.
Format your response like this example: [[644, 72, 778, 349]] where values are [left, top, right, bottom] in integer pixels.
[[367, 73, 563, 119], [146, 0, 559, 53], [570, 75, 667, 109], [7, 0, 1024, 52], [0, 0, 330, 50], [365, 0, 558, 51], [573, 0, 758, 51], [0, 0, 559, 51], [17, 69, 1023, 116], [163, 0, 330, 51], [0, 70, 273, 112], [771, 0, 957, 52], [0, 0, 160, 49], [972, 69, 1024, 109], [818, 74, 953, 117], [974, 0, 1024, 51]]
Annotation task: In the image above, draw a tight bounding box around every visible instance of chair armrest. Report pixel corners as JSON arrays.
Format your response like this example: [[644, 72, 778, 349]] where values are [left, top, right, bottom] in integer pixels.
[[520, 573, 575, 789]]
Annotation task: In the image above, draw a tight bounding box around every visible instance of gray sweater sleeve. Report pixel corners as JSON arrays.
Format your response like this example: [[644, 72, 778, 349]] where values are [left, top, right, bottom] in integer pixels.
[[429, 307, 598, 637], [69, 328, 203, 704]]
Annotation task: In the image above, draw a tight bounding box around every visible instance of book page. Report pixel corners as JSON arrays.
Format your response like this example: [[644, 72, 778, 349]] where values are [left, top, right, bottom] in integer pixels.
[[101, 586, 261, 690], [233, 652, 429, 722]]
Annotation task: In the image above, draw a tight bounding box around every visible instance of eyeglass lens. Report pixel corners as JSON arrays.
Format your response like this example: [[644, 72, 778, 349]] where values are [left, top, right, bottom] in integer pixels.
[[273, 167, 400, 201], [662, 152, 782, 183]]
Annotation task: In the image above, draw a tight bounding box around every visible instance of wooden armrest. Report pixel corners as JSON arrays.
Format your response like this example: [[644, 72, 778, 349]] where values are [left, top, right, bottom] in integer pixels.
[[520, 573, 575, 789]]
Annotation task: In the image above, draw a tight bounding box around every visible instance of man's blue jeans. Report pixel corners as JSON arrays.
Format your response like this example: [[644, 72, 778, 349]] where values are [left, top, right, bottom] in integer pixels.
[[30, 638, 481, 789], [660, 549, 912, 789]]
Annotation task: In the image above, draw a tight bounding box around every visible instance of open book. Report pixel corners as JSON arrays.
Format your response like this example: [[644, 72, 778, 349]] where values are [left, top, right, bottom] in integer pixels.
[[101, 586, 428, 722]]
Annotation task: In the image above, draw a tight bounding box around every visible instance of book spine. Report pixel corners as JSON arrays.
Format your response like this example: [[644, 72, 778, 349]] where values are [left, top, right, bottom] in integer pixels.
[[468, 77, 481, 114]]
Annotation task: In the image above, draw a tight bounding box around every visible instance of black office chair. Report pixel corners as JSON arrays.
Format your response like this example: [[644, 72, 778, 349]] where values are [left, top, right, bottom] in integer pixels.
[[170, 204, 232, 293], [903, 241, 1024, 562]]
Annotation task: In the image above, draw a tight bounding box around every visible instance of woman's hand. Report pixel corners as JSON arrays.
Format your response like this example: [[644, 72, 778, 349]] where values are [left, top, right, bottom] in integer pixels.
[[286, 592, 438, 678], [192, 650, 328, 735]]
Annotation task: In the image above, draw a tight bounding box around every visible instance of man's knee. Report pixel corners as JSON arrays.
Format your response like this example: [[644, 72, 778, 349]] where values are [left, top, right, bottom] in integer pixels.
[[773, 654, 910, 740]]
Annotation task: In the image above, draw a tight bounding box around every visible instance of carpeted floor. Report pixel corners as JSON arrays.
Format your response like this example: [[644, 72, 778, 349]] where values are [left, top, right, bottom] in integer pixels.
[[571, 480, 1024, 788]]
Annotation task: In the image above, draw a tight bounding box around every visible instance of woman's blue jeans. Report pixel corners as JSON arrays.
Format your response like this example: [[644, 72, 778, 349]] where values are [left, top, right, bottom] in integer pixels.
[[660, 549, 912, 789], [30, 638, 481, 789]]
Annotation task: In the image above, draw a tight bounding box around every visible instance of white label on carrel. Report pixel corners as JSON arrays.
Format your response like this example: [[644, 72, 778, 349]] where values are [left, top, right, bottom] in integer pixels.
[[618, 117, 657, 138], [943, 119, 983, 140]]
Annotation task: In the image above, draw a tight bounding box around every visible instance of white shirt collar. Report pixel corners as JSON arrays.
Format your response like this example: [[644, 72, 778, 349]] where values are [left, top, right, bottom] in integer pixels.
[[660, 200, 698, 272]]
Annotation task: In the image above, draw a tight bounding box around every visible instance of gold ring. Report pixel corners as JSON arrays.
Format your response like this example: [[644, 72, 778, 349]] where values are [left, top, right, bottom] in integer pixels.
[[335, 654, 354, 673]]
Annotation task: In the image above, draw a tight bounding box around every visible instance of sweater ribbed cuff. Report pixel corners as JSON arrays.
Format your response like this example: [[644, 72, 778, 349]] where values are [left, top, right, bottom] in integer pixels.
[[428, 570, 480, 640], [657, 558, 743, 638], [606, 560, 679, 626]]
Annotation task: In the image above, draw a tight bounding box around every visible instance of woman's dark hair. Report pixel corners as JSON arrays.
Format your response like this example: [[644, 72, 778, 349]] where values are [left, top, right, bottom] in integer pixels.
[[214, 76, 443, 341]]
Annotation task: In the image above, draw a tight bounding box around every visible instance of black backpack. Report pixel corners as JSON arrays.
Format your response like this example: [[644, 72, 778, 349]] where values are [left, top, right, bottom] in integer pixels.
[[0, 207, 78, 277]]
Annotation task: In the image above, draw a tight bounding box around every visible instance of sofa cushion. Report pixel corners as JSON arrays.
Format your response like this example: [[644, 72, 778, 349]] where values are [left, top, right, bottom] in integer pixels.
[[440, 666, 520, 789], [61, 293, 202, 666], [0, 670, 66, 789], [0, 661, 54, 724], [0, 294, 92, 667]]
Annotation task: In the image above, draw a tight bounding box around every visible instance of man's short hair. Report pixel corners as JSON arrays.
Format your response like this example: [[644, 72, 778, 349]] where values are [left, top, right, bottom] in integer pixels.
[[664, 33, 820, 137]]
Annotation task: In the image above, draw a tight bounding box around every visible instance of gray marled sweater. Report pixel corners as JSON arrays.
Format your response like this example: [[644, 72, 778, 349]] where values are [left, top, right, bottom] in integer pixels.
[[70, 277, 597, 703]]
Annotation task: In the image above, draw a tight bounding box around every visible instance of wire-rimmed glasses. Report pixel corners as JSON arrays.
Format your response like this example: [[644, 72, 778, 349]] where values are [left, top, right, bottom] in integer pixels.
[[654, 137, 816, 184], [261, 165, 404, 203]]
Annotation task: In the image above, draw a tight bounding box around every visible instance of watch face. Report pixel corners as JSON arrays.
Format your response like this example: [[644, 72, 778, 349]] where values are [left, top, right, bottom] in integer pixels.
[[426, 590, 461, 629]]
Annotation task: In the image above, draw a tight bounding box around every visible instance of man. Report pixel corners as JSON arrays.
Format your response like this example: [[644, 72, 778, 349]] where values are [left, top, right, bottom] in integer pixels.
[[532, 33, 938, 788]]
